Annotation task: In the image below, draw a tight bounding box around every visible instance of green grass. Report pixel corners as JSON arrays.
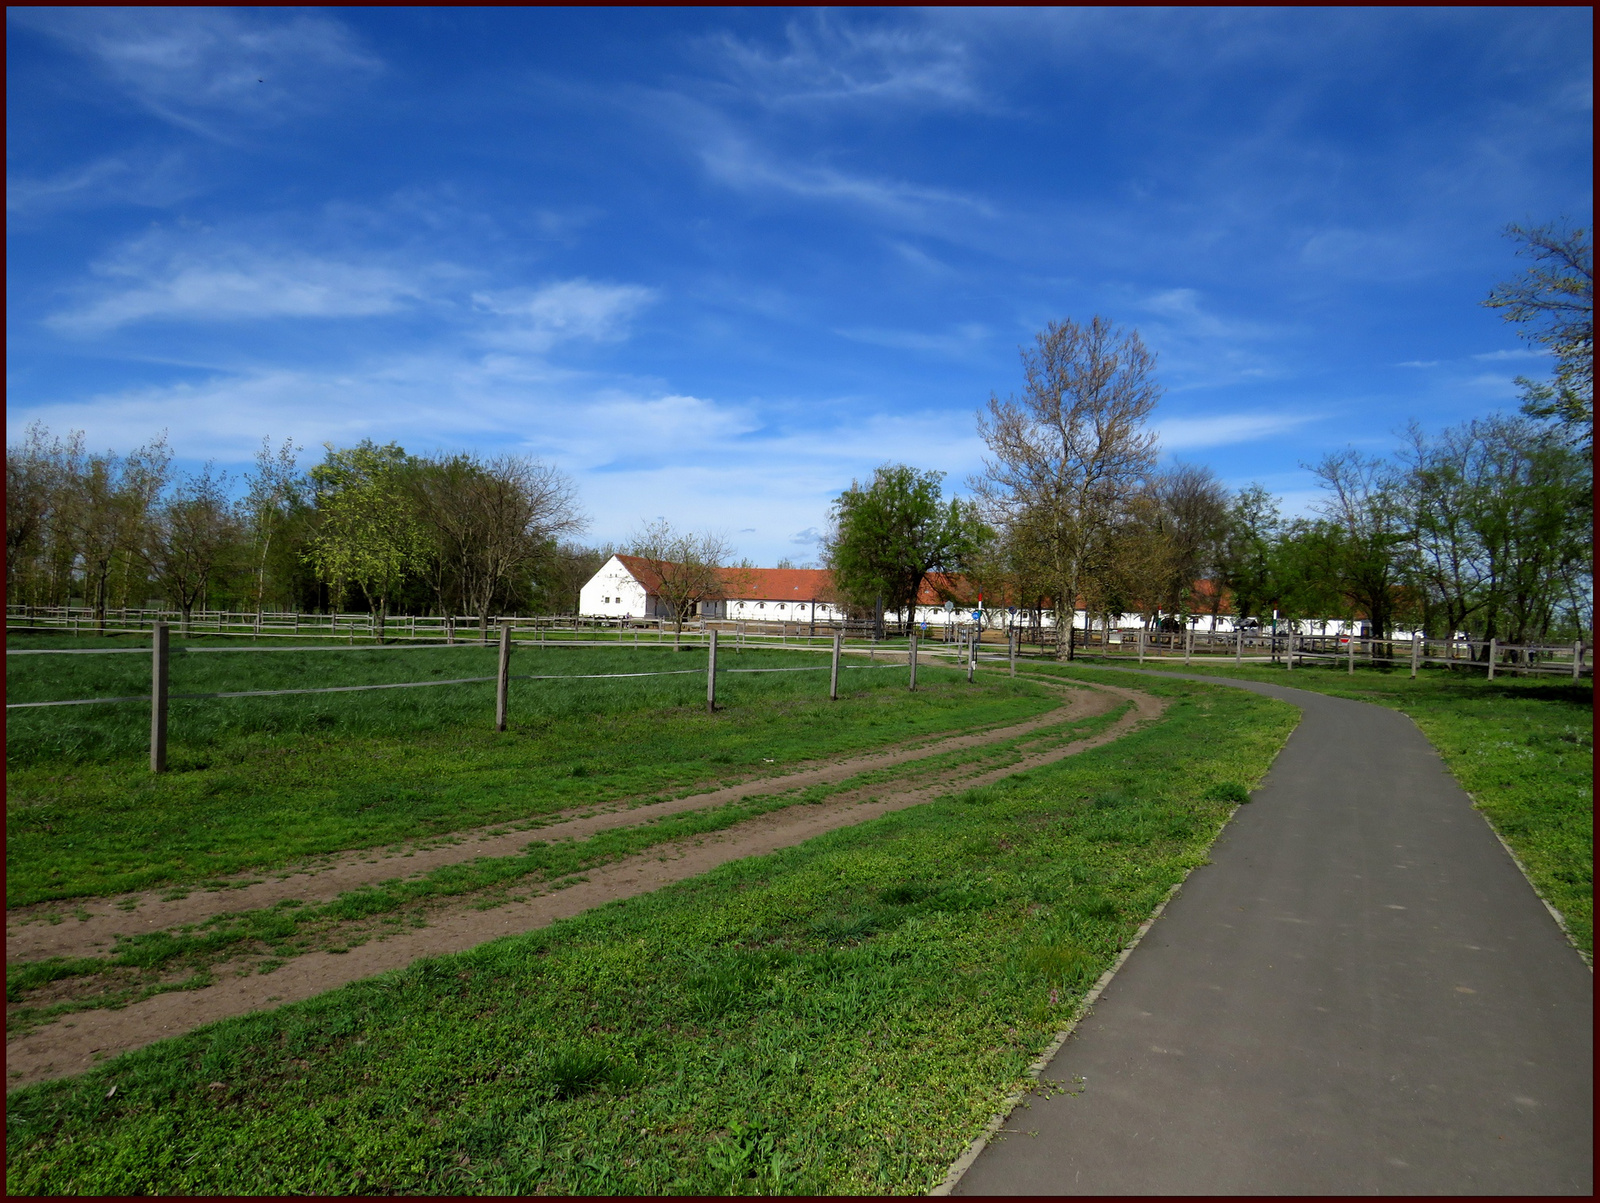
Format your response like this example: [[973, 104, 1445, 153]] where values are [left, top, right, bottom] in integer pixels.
[[1078, 655, 1594, 955], [7, 639, 1057, 907], [4, 673, 1297, 1195], [5, 703, 1133, 1035]]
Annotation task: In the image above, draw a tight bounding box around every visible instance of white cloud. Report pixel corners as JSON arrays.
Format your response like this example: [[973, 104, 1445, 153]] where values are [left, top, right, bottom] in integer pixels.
[[1157, 410, 1321, 451], [1395, 360, 1440, 368], [6, 354, 992, 566], [472, 280, 657, 352], [46, 232, 430, 333], [1471, 348, 1549, 361], [711, 14, 983, 110], [6, 150, 195, 217], [834, 323, 989, 357], [9, 8, 381, 137]]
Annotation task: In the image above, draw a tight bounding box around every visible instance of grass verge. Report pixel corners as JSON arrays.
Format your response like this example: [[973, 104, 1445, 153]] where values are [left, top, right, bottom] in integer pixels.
[[4, 675, 1297, 1195], [1078, 656, 1593, 955]]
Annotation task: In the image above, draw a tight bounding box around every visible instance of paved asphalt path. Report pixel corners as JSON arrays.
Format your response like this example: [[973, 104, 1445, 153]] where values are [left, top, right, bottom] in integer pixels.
[[953, 671, 1592, 1196]]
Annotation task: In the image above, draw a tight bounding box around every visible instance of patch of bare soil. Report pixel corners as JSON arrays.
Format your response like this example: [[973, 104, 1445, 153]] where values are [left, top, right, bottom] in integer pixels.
[[6, 679, 1162, 1090]]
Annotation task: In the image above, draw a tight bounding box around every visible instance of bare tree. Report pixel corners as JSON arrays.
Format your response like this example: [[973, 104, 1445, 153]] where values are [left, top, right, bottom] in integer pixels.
[[64, 435, 171, 632], [626, 519, 737, 648], [243, 438, 303, 617], [6, 423, 76, 602], [142, 465, 244, 635], [413, 453, 586, 639], [973, 316, 1162, 658], [1141, 463, 1230, 625]]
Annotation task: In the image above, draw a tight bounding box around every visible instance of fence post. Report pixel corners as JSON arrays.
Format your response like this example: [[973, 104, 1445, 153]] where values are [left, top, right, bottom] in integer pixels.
[[1347, 630, 1355, 674], [908, 632, 918, 691], [1287, 629, 1296, 671], [1487, 637, 1497, 681], [706, 628, 719, 713], [967, 629, 975, 683], [1185, 625, 1194, 667], [495, 623, 512, 730], [830, 630, 841, 701], [1009, 630, 1017, 678], [1574, 640, 1584, 682], [1138, 625, 1146, 665], [1235, 626, 1243, 666], [150, 623, 169, 773], [1410, 636, 1421, 679]]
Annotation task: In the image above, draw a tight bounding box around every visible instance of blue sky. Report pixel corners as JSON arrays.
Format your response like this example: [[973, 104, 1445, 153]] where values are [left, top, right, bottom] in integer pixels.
[[6, 7, 1592, 565]]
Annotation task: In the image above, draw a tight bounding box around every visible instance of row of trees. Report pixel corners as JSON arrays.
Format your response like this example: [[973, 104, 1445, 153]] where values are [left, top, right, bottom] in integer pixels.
[[6, 432, 597, 637], [823, 222, 1591, 656]]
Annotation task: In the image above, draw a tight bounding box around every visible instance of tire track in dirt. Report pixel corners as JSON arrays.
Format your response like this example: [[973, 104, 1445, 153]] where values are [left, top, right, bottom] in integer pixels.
[[8, 687, 1107, 963], [6, 679, 1163, 1089]]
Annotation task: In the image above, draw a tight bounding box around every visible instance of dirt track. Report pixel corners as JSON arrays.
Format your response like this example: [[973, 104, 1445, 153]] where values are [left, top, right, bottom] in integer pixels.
[[7, 676, 1161, 1090]]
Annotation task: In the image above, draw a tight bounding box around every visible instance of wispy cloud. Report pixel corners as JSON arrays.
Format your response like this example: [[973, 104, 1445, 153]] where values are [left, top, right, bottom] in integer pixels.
[[45, 230, 433, 334], [708, 13, 983, 110], [472, 281, 658, 352], [1157, 410, 1321, 451], [1471, 347, 1549, 361], [1395, 360, 1439, 368], [9, 8, 381, 137], [6, 150, 195, 218], [834, 323, 989, 357]]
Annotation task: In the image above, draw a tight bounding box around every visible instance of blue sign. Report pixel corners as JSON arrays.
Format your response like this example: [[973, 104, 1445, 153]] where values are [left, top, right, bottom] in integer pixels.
[[971, 611, 982, 622]]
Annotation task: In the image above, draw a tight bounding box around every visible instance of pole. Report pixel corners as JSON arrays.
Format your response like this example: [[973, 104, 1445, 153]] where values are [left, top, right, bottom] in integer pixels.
[[150, 623, 169, 773], [1138, 625, 1146, 665], [706, 627, 718, 713], [1286, 628, 1294, 671], [495, 623, 511, 731], [1411, 635, 1421, 679], [1009, 630, 1017, 678], [1347, 629, 1355, 674], [967, 628, 975, 683], [1574, 640, 1584, 682], [908, 631, 918, 691], [1185, 624, 1193, 667], [830, 630, 841, 701], [1235, 625, 1243, 666], [1487, 637, 1496, 681]]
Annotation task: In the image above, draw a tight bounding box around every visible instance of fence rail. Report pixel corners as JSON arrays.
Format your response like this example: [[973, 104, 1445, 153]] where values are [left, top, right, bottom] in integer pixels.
[[7, 619, 928, 773]]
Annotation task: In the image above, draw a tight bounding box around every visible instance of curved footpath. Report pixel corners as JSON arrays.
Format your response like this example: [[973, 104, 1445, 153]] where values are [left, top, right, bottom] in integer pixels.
[[949, 670, 1592, 1195]]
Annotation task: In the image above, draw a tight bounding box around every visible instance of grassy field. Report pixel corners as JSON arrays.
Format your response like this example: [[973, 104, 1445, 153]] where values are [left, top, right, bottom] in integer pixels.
[[4, 670, 1298, 1195], [6, 700, 1133, 1037], [7, 636, 1054, 907], [1080, 655, 1594, 955]]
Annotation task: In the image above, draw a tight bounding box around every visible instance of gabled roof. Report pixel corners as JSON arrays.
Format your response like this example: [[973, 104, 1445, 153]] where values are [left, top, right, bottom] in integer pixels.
[[612, 555, 835, 602]]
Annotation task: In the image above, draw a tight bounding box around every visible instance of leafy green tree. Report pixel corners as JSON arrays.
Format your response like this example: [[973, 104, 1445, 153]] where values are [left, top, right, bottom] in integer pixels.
[[305, 442, 431, 640], [825, 464, 988, 635], [1215, 484, 1282, 629], [1484, 222, 1593, 450]]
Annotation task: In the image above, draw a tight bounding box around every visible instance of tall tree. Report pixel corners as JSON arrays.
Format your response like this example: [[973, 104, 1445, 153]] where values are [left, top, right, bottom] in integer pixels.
[[64, 435, 170, 632], [1307, 450, 1407, 641], [1484, 222, 1594, 449], [412, 453, 586, 638], [305, 442, 430, 641], [142, 465, 244, 635], [242, 438, 304, 616], [973, 316, 1161, 658], [825, 464, 987, 635]]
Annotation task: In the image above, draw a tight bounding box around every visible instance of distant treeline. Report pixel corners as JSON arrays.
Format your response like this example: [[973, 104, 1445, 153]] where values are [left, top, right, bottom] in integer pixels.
[[4, 432, 611, 637]]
